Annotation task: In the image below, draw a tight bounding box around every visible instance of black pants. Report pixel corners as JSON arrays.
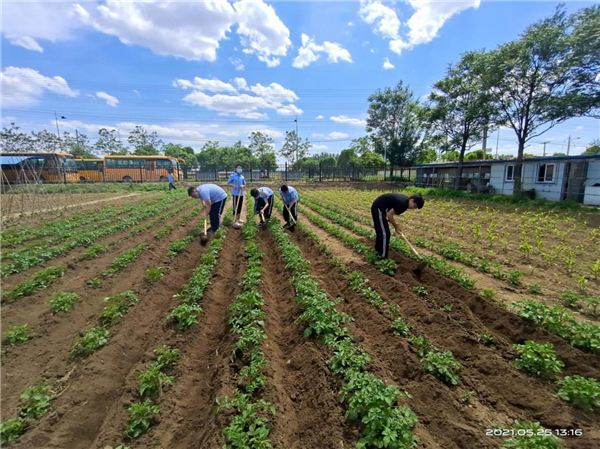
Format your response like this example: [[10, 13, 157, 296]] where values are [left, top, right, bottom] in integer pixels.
[[232, 195, 244, 216], [371, 204, 390, 259], [254, 195, 274, 220], [283, 203, 297, 224], [169, 182, 176, 190], [209, 199, 226, 232]]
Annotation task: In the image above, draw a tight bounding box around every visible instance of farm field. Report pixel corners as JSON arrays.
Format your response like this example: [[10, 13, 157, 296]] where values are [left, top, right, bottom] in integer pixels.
[[1, 187, 599, 449]]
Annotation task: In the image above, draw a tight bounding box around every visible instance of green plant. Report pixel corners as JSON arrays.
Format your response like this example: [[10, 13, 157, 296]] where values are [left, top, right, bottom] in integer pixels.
[[412, 286, 428, 296], [145, 267, 164, 283], [376, 258, 397, 276], [441, 304, 453, 313], [124, 400, 160, 439], [527, 284, 542, 295], [19, 385, 53, 419], [461, 390, 474, 403], [2, 266, 66, 303], [479, 333, 494, 346], [390, 318, 412, 337], [0, 419, 27, 445], [591, 259, 600, 279], [71, 327, 109, 357], [561, 290, 581, 308], [424, 351, 461, 385], [81, 243, 107, 260], [47, 292, 81, 313], [408, 335, 434, 357], [557, 375, 600, 411], [507, 270, 523, 286], [138, 362, 174, 399], [87, 278, 101, 288], [501, 420, 563, 449], [167, 303, 202, 330], [513, 341, 564, 377], [3, 324, 30, 346], [481, 289, 496, 301], [154, 346, 179, 369], [99, 291, 139, 327], [575, 275, 588, 294], [103, 243, 148, 277]]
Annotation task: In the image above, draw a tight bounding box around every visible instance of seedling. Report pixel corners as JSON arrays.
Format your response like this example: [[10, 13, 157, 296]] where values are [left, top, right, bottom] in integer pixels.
[[167, 303, 202, 331], [502, 420, 563, 448], [145, 267, 164, 283], [138, 362, 174, 399], [47, 292, 80, 313], [154, 346, 179, 369], [527, 284, 542, 295], [3, 325, 30, 346], [408, 335, 434, 357], [481, 289, 496, 301], [513, 341, 564, 377], [124, 400, 160, 439], [412, 286, 428, 296], [461, 390, 474, 403], [506, 270, 523, 286], [479, 333, 494, 346], [19, 385, 53, 419], [390, 318, 412, 336], [441, 304, 453, 313], [71, 327, 109, 358], [557, 375, 600, 411], [81, 243, 107, 260], [87, 278, 101, 288], [0, 418, 27, 445], [424, 350, 461, 385]]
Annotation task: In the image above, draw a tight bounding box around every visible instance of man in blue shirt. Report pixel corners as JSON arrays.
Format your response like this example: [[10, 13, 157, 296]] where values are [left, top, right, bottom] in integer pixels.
[[250, 187, 274, 226], [278, 184, 298, 228], [188, 184, 228, 233], [168, 171, 176, 190], [227, 164, 246, 227]]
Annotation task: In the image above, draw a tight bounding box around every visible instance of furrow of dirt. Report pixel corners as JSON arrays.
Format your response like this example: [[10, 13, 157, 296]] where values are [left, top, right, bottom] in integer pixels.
[[256, 226, 359, 448], [9, 234, 210, 449], [1, 203, 203, 417], [284, 210, 600, 449]]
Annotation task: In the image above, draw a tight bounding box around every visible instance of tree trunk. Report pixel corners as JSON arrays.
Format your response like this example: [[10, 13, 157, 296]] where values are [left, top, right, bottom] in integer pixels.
[[455, 140, 467, 189], [513, 139, 526, 195]]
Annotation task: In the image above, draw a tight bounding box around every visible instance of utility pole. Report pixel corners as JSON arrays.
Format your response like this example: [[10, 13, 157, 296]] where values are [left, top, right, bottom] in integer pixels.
[[541, 141, 550, 157], [76, 128, 80, 147], [482, 124, 488, 159], [54, 112, 61, 138], [294, 116, 298, 164], [495, 128, 500, 159], [566, 135, 580, 156]]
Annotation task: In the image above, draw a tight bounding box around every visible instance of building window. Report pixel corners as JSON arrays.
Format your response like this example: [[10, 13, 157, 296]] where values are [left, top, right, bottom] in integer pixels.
[[537, 163, 555, 183], [505, 165, 515, 182]]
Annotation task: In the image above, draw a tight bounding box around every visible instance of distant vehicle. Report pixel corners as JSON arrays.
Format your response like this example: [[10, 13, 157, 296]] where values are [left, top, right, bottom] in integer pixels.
[[103, 156, 184, 182], [0, 152, 78, 184], [75, 158, 104, 182]]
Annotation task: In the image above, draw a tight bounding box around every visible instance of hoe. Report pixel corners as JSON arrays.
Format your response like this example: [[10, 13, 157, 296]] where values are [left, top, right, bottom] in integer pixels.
[[400, 232, 427, 275], [200, 217, 209, 245]]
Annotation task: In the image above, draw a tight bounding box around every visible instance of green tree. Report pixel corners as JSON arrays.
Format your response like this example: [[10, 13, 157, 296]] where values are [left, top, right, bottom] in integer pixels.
[[61, 132, 97, 158], [94, 128, 127, 155], [583, 139, 600, 155], [320, 156, 336, 169], [480, 5, 600, 193], [197, 141, 221, 169], [465, 149, 491, 161], [427, 51, 492, 185], [416, 148, 438, 164], [337, 148, 357, 168], [366, 81, 429, 178], [128, 125, 163, 155], [279, 131, 311, 163], [552, 152, 567, 157], [358, 150, 385, 168], [0, 124, 34, 152], [248, 131, 274, 158], [348, 136, 373, 155], [258, 152, 277, 170]]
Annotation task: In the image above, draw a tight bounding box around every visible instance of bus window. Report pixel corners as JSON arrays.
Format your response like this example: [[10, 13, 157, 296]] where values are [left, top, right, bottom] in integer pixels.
[[145, 160, 155, 171]]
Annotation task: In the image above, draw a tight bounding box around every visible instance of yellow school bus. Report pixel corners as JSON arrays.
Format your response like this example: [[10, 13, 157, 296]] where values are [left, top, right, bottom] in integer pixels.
[[103, 155, 184, 182], [75, 158, 104, 182], [1, 152, 79, 184]]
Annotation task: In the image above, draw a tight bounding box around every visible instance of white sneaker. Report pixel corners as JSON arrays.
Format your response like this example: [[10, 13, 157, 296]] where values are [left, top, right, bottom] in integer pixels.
[[238, 219, 245, 223]]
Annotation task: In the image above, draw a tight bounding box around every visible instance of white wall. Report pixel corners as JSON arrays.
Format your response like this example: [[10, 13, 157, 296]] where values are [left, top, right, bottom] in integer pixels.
[[488, 162, 566, 201], [488, 164, 513, 195], [584, 160, 600, 206]]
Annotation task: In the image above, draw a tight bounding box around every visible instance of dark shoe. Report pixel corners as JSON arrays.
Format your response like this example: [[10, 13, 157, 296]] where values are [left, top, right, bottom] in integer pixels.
[[282, 223, 290, 229]]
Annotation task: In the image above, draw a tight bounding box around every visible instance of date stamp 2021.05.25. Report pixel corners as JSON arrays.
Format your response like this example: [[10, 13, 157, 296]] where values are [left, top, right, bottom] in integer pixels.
[[486, 428, 583, 437]]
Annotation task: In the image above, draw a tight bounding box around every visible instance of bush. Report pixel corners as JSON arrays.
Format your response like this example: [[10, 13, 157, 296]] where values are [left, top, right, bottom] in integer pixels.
[[513, 341, 564, 377], [557, 375, 600, 411]]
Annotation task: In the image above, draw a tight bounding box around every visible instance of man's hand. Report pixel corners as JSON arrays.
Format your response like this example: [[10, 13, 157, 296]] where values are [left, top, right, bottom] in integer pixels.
[[395, 224, 402, 235]]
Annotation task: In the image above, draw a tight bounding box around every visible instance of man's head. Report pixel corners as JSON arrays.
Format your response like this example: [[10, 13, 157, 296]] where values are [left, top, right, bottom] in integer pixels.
[[280, 185, 289, 193], [235, 164, 243, 174], [408, 193, 424, 210], [250, 188, 259, 198], [188, 186, 199, 199]]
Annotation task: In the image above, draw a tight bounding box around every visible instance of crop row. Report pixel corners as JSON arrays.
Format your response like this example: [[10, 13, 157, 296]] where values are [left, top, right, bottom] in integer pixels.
[[1, 193, 189, 276], [268, 219, 419, 448], [215, 198, 274, 448]]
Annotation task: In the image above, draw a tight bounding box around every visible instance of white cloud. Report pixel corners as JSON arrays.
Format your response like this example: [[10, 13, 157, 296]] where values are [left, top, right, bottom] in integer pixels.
[[174, 76, 302, 119], [330, 116, 366, 126], [359, 0, 480, 55], [313, 132, 349, 140], [312, 144, 329, 151], [316, 115, 324, 120], [293, 34, 352, 68], [370, 49, 375, 53], [576, 126, 584, 131], [133, 89, 140, 96], [348, 21, 354, 27], [1, 66, 78, 108], [229, 57, 245, 71], [1, 2, 85, 52], [173, 77, 237, 93], [383, 57, 395, 70], [96, 92, 119, 107], [234, 0, 291, 67]]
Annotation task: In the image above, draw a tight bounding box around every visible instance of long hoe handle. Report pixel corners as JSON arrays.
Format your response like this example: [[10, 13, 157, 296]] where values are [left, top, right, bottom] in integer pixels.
[[401, 232, 422, 259], [285, 204, 297, 224], [204, 217, 208, 236]]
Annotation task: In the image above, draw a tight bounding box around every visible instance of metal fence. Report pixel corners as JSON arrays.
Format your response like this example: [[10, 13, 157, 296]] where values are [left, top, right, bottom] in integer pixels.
[[192, 163, 416, 183]]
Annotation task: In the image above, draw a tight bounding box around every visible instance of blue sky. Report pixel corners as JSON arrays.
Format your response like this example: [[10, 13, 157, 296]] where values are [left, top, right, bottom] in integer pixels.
[[1, 0, 598, 161]]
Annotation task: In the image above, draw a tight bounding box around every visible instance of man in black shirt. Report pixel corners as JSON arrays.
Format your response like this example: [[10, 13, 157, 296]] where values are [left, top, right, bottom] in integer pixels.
[[371, 192, 424, 259]]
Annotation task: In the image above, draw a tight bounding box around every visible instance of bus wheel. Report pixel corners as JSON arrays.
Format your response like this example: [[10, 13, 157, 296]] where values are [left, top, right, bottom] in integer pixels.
[[159, 176, 168, 181], [38, 176, 45, 183], [79, 177, 87, 182], [123, 176, 133, 182]]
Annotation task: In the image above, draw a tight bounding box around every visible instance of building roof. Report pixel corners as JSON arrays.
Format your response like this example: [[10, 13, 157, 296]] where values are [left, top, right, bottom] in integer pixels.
[[415, 153, 600, 169]]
